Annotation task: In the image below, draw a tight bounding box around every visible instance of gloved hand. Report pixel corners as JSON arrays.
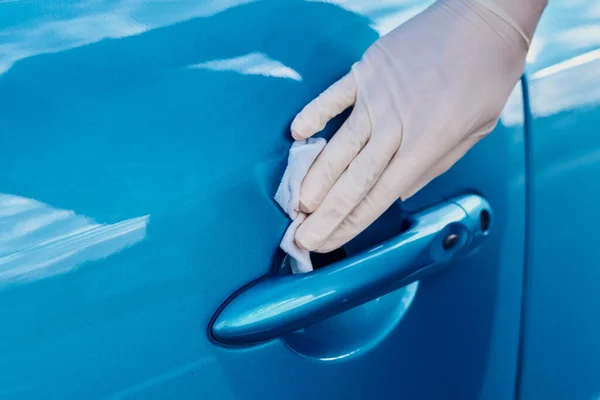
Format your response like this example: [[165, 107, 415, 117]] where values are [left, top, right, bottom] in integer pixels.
[[292, 0, 546, 253]]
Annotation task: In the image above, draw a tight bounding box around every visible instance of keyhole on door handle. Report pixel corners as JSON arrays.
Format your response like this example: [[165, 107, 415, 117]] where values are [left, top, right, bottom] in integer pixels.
[[480, 209, 491, 232]]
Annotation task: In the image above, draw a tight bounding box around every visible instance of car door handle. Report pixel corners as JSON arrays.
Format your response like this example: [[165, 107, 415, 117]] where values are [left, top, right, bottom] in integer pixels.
[[211, 194, 492, 346]]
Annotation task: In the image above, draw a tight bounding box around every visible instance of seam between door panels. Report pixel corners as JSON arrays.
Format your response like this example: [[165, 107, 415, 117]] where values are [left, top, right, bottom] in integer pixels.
[[514, 75, 533, 400]]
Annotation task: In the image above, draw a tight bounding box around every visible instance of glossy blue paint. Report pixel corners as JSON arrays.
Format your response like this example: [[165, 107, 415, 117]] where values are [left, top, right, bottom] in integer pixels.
[[0, 1, 528, 399], [213, 195, 493, 346], [519, 1, 600, 399]]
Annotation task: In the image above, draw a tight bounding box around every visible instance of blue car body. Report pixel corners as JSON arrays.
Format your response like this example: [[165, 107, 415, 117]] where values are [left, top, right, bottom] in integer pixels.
[[0, 1, 598, 399]]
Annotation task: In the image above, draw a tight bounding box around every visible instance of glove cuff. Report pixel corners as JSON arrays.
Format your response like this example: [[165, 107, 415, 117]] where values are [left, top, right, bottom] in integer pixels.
[[474, 0, 531, 47]]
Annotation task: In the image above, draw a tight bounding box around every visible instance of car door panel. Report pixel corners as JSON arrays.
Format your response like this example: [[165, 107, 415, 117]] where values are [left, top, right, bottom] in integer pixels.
[[519, 2, 600, 399], [0, 1, 527, 399]]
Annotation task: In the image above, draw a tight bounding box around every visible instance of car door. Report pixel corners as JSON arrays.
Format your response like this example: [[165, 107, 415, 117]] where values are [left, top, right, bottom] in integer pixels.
[[518, 1, 600, 399], [0, 1, 526, 399]]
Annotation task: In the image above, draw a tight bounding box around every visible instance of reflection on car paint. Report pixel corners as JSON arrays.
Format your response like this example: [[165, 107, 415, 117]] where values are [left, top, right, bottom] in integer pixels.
[[529, 49, 600, 117], [0, 194, 148, 286], [0, 0, 258, 75], [190, 52, 302, 81]]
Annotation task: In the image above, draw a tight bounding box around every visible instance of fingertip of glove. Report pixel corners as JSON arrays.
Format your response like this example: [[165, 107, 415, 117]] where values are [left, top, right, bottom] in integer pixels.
[[294, 228, 313, 252], [291, 109, 311, 140], [295, 219, 326, 252], [298, 198, 316, 214], [295, 238, 308, 251], [291, 103, 322, 140], [291, 129, 304, 141]]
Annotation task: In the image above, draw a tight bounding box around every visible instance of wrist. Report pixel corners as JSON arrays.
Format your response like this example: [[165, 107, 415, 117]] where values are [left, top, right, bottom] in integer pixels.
[[474, 0, 548, 46]]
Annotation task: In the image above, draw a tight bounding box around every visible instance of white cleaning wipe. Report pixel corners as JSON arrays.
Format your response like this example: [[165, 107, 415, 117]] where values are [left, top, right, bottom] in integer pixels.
[[275, 138, 326, 274]]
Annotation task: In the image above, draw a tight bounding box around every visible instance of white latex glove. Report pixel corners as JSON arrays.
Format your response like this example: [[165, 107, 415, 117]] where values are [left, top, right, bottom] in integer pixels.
[[292, 0, 546, 253]]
